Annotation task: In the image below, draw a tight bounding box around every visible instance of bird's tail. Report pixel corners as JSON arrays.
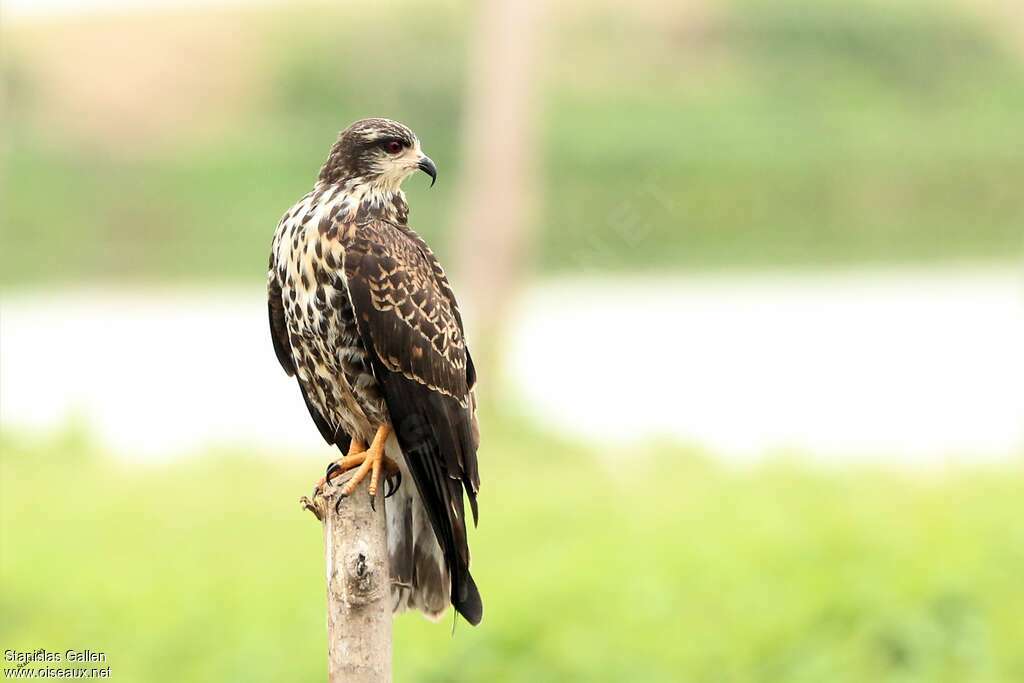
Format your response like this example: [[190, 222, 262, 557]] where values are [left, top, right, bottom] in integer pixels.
[[386, 437, 483, 626], [452, 568, 483, 626], [387, 438, 447, 620]]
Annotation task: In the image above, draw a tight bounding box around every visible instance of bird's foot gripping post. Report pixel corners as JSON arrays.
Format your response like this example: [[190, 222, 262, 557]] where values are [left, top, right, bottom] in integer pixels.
[[300, 452, 394, 681], [306, 427, 401, 518]]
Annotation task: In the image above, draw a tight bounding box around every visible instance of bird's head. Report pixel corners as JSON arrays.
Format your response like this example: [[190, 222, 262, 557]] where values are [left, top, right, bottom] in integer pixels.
[[319, 118, 437, 190]]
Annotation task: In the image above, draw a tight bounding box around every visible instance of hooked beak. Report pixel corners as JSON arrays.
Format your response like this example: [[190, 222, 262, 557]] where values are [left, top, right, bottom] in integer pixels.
[[417, 155, 437, 187]]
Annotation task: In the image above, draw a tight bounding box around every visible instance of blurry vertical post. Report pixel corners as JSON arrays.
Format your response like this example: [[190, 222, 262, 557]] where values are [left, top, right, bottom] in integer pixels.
[[453, 0, 545, 375]]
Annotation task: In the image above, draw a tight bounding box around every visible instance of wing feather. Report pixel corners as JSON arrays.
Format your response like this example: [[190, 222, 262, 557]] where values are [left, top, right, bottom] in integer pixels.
[[267, 270, 295, 377], [342, 218, 482, 624]]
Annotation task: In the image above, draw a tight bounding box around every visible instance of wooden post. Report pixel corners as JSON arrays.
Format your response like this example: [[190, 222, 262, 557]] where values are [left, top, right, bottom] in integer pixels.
[[301, 472, 392, 682]]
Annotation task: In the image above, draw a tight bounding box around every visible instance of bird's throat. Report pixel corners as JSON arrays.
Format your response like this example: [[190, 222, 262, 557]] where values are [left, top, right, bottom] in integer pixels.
[[329, 181, 410, 225]]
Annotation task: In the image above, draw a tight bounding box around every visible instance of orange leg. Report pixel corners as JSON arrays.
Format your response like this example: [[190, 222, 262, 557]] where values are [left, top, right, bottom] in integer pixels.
[[309, 425, 400, 512], [338, 425, 396, 498], [312, 438, 367, 495]]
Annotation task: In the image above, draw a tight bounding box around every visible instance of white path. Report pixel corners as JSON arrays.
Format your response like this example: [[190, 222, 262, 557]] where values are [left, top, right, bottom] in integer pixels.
[[1, 269, 1022, 464]]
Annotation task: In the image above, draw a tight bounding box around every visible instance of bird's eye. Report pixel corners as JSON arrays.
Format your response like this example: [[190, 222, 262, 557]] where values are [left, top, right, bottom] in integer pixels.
[[384, 140, 404, 154]]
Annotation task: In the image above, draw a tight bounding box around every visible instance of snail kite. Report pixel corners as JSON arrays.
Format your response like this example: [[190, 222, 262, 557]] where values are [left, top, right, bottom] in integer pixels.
[[267, 118, 482, 625]]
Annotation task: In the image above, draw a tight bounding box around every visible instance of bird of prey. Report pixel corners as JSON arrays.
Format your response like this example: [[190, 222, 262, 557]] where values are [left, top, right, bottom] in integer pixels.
[[267, 118, 482, 625]]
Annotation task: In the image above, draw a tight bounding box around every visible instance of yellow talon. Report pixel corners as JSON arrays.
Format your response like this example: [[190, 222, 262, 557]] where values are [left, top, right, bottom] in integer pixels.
[[309, 426, 398, 507], [339, 425, 393, 498], [311, 438, 366, 496]]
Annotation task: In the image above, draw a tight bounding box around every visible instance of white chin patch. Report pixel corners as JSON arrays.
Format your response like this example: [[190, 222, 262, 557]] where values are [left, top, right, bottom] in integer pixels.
[[375, 165, 416, 190]]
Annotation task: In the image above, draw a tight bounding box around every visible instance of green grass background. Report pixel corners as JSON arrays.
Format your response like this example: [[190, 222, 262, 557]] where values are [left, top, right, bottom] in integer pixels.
[[3, 422, 1023, 682], [3, 0, 1023, 287]]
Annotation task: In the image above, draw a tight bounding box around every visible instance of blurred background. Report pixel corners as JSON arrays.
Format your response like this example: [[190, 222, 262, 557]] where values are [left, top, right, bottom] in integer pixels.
[[2, 0, 1023, 680]]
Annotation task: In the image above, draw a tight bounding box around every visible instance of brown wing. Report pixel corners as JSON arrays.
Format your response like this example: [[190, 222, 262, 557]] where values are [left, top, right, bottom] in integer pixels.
[[341, 218, 482, 625]]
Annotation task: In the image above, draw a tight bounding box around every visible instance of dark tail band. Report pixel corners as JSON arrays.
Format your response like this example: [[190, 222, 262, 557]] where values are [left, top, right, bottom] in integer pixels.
[[453, 570, 483, 626]]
